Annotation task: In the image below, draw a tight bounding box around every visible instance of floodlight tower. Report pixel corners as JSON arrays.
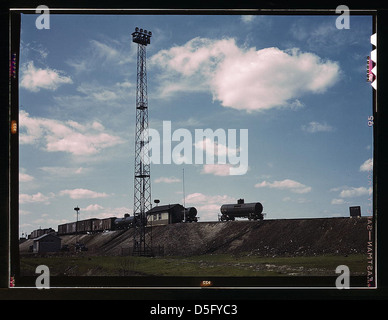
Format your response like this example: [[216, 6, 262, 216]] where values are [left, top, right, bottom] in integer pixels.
[[74, 206, 80, 245], [131, 27, 153, 256]]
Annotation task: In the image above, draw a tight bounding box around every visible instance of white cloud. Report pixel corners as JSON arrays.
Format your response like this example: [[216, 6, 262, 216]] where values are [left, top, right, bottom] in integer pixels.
[[194, 137, 238, 159], [185, 192, 235, 205], [192, 134, 248, 176], [20, 61, 72, 92], [40, 166, 90, 177], [331, 198, 348, 205], [59, 188, 109, 199], [20, 192, 51, 204], [302, 121, 334, 133], [339, 187, 372, 198], [83, 204, 104, 211], [241, 15, 255, 24], [154, 176, 181, 183], [201, 164, 234, 176], [184, 192, 236, 221], [255, 179, 312, 194], [97, 206, 132, 219], [19, 110, 125, 155], [151, 37, 339, 112], [360, 158, 373, 172], [19, 172, 34, 182]]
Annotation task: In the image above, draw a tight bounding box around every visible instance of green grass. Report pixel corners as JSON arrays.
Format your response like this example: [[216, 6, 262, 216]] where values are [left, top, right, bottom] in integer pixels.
[[20, 253, 368, 277]]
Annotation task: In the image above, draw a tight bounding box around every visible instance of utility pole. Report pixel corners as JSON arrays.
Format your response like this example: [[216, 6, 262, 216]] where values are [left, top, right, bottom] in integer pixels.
[[131, 27, 153, 256]]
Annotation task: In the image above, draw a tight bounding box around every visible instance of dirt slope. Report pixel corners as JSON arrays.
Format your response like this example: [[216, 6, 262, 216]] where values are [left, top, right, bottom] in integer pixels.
[[20, 217, 370, 257]]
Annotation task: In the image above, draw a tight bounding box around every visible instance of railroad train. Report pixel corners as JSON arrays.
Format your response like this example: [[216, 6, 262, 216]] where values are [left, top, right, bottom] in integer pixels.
[[219, 199, 264, 221], [57, 206, 199, 236], [54, 199, 263, 236]]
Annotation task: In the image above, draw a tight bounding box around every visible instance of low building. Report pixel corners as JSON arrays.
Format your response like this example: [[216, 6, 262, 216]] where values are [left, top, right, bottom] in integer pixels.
[[147, 204, 185, 226], [33, 233, 61, 253], [349, 206, 361, 218]]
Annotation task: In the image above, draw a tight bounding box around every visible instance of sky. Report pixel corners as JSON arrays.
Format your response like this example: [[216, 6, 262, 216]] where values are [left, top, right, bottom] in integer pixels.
[[18, 13, 374, 236]]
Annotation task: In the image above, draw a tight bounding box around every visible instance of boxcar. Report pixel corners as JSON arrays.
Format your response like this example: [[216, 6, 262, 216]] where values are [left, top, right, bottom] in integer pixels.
[[92, 219, 103, 232], [102, 217, 117, 231]]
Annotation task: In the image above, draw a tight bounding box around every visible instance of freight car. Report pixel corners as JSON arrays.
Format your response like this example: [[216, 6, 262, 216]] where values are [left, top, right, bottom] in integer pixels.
[[183, 207, 198, 222], [57, 217, 119, 235], [77, 218, 99, 234], [28, 228, 55, 239], [219, 199, 264, 221], [57, 205, 198, 235], [114, 214, 136, 230], [147, 204, 199, 225]]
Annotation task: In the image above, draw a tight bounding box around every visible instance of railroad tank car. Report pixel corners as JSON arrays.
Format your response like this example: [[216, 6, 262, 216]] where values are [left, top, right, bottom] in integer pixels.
[[220, 199, 264, 221], [183, 207, 198, 222], [114, 214, 136, 229]]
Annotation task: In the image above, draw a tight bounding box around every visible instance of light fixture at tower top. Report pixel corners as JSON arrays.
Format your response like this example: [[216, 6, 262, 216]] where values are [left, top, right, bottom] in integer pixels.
[[132, 27, 152, 46]]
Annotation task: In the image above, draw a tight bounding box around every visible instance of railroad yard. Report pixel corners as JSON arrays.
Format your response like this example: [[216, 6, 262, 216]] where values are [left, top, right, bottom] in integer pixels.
[[19, 217, 371, 278]]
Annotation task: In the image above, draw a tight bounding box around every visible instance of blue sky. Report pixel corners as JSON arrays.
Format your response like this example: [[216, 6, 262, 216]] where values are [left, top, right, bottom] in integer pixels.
[[18, 13, 374, 235]]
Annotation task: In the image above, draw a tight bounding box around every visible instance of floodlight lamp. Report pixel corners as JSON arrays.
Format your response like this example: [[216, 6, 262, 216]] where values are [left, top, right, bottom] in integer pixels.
[[140, 28, 143, 33], [135, 27, 139, 32], [149, 31, 152, 36], [144, 30, 147, 34]]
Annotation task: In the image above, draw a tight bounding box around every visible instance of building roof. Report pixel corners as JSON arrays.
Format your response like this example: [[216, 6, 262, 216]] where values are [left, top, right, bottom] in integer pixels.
[[147, 204, 184, 214], [33, 233, 61, 242]]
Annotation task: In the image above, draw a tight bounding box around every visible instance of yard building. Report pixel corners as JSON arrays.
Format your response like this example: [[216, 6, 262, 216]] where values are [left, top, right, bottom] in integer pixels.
[[147, 204, 185, 226], [33, 233, 61, 253]]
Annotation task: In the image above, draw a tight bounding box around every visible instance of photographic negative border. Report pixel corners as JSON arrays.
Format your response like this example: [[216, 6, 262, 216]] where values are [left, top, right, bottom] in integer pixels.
[[2, 1, 387, 300]]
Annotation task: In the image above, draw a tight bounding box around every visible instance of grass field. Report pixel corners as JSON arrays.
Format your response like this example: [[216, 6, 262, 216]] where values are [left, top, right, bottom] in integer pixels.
[[20, 253, 367, 277]]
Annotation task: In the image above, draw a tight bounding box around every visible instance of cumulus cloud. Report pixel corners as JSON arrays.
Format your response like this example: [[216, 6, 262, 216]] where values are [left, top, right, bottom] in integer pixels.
[[329, 185, 372, 206], [360, 158, 373, 172], [151, 37, 340, 112], [184, 192, 236, 221], [194, 137, 238, 159], [19, 192, 52, 204], [20, 61, 72, 92], [185, 192, 235, 205], [40, 166, 90, 177], [255, 179, 311, 194], [83, 204, 104, 211], [59, 188, 109, 199], [201, 164, 234, 176], [339, 187, 372, 198], [241, 15, 256, 24], [194, 135, 248, 175], [67, 205, 132, 220], [19, 172, 34, 182], [19, 110, 125, 155], [331, 198, 348, 205]]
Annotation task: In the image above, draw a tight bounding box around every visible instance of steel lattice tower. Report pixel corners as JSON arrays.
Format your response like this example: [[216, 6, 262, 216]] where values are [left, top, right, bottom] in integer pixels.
[[131, 27, 153, 256]]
